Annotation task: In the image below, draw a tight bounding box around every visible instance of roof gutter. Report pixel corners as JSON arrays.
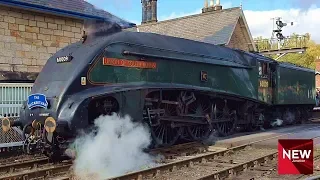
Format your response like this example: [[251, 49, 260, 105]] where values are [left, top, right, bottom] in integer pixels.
[[0, 0, 136, 28]]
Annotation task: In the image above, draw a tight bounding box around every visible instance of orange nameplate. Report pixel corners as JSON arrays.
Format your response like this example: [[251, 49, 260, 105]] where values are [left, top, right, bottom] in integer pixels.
[[103, 57, 156, 69]]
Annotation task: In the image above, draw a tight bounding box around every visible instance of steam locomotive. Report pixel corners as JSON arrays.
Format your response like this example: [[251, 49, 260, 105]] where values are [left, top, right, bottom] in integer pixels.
[[1, 21, 315, 159]]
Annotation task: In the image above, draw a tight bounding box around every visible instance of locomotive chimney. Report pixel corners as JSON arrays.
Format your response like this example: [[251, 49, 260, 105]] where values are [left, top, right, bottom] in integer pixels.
[[141, 0, 158, 24]]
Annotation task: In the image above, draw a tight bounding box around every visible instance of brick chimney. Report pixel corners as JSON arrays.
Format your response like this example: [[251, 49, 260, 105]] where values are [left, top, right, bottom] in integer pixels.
[[141, 0, 158, 24], [202, 0, 223, 13]]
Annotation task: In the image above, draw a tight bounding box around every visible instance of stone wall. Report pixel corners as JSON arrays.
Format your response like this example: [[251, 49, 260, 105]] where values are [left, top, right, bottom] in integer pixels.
[[227, 20, 250, 51], [0, 6, 83, 73]]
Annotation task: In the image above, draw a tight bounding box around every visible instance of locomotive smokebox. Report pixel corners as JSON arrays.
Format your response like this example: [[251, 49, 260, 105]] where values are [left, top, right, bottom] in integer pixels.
[[82, 19, 122, 42]]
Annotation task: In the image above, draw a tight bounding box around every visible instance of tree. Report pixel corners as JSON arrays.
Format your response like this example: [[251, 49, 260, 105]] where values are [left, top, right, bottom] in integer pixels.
[[254, 33, 320, 69]]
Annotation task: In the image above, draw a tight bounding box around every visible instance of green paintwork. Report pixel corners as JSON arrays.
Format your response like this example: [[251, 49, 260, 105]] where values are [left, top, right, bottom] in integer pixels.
[[258, 86, 272, 104], [88, 46, 259, 101], [274, 63, 315, 105]]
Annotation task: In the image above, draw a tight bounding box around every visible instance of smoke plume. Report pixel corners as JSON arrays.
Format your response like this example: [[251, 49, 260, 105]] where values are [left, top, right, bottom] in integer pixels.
[[69, 114, 157, 179]]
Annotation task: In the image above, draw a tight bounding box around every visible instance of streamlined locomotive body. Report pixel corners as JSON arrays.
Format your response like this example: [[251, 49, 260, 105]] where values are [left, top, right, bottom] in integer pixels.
[[1, 27, 315, 158]]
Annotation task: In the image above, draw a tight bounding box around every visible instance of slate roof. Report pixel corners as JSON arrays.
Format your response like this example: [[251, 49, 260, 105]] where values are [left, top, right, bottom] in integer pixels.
[[135, 7, 243, 46], [0, 0, 135, 28]]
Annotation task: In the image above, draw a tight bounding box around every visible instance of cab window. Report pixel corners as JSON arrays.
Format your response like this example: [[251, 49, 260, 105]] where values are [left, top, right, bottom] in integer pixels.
[[258, 62, 269, 78]]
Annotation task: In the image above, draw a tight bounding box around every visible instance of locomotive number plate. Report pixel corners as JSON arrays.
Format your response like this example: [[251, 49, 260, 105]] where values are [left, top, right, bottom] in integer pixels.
[[57, 56, 73, 63], [259, 79, 269, 88]]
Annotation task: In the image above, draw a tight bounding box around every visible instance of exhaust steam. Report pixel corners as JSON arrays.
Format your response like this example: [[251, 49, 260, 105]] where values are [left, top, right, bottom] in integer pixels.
[[68, 114, 158, 179], [270, 118, 284, 127]]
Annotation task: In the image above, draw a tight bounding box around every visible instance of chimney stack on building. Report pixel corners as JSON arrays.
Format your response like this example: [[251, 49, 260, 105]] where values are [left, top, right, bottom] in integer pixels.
[[202, 0, 223, 13], [141, 0, 158, 24], [215, 0, 222, 10]]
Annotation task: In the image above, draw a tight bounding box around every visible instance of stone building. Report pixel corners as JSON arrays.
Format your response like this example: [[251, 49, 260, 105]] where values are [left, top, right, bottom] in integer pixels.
[[0, 0, 133, 82], [133, 0, 256, 52]]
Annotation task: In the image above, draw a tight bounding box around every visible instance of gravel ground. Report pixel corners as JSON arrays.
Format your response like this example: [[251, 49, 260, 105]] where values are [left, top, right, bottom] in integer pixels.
[[226, 148, 320, 180], [142, 146, 277, 180], [0, 153, 45, 165]]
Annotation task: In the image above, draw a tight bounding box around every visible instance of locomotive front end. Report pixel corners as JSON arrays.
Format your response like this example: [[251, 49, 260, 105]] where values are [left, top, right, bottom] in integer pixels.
[[1, 42, 86, 158]]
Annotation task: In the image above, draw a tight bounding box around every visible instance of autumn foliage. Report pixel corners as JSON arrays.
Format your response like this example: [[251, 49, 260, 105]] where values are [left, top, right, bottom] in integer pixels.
[[254, 33, 320, 69]]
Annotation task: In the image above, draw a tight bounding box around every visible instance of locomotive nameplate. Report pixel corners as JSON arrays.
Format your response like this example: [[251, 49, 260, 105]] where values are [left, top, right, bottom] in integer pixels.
[[103, 57, 156, 69]]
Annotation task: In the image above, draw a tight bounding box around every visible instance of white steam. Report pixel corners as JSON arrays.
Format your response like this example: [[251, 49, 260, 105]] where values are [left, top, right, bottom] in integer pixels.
[[270, 118, 284, 127], [69, 114, 157, 179]]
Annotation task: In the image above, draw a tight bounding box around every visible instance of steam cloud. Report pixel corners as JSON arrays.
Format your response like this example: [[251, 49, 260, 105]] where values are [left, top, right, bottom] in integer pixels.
[[69, 114, 157, 179]]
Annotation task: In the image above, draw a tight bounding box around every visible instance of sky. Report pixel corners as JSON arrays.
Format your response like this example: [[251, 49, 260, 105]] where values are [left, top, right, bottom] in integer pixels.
[[86, 0, 320, 43]]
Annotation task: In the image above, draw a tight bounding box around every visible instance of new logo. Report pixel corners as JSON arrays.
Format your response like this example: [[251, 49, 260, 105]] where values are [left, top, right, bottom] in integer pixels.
[[278, 139, 313, 174]]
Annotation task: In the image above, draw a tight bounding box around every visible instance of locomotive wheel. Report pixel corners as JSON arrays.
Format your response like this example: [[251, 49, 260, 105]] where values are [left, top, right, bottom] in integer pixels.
[[147, 92, 182, 148], [282, 109, 295, 125], [186, 96, 213, 141], [244, 112, 259, 132], [245, 123, 259, 132], [294, 109, 302, 124], [150, 123, 182, 148], [187, 125, 212, 141], [216, 109, 237, 137]]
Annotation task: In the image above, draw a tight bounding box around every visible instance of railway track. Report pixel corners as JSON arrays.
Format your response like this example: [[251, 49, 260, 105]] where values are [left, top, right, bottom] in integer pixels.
[[35, 125, 320, 180], [106, 125, 320, 180], [0, 158, 72, 179], [0, 124, 319, 179], [228, 148, 320, 180], [0, 142, 207, 180], [0, 157, 51, 175]]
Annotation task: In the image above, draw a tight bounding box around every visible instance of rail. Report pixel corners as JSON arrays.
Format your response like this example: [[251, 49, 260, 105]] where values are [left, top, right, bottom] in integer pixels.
[[0, 157, 49, 173]]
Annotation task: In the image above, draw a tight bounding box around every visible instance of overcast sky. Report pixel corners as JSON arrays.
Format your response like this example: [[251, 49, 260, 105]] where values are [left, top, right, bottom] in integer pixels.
[[86, 0, 320, 43]]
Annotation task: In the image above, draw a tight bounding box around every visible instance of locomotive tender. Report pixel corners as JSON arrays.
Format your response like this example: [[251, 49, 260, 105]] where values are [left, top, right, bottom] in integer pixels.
[[1, 22, 315, 158]]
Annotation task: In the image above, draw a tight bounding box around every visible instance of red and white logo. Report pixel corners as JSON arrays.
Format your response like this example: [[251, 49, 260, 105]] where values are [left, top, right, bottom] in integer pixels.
[[278, 139, 313, 174]]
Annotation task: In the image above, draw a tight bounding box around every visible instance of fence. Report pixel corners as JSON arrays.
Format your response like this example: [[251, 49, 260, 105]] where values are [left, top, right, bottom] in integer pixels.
[[0, 83, 33, 117], [254, 35, 308, 53], [0, 83, 33, 144]]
